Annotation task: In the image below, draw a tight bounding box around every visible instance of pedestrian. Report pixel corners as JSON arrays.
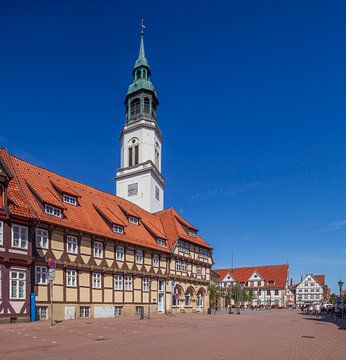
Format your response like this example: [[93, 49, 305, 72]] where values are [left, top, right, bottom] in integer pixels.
[[335, 302, 342, 323], [315, 303, 321, 318]]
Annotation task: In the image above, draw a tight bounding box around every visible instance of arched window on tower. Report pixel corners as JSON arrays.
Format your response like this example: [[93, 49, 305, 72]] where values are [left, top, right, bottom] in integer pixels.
[[155, 142, 160, 169], [136, 69, 142, 80], [128, 138, 139, 167], [144, 97, 150, 114], [130, 98, 141, 117]]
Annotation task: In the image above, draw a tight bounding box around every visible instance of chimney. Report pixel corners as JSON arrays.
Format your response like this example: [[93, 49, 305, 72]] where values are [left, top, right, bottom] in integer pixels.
[[290, 278, 292, 286], [301, 275, 303, 282]]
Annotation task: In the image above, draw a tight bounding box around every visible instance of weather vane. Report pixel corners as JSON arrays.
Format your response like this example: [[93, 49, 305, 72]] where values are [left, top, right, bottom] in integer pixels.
[[140, 19, 146, 35]]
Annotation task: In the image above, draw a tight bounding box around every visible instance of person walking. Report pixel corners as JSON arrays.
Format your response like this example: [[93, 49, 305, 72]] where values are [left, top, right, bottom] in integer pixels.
[[335, 302, 342, 323]]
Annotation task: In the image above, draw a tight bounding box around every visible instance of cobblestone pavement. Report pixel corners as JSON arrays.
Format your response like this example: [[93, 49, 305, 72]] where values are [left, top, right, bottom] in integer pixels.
[[0, 310, 345, 360]]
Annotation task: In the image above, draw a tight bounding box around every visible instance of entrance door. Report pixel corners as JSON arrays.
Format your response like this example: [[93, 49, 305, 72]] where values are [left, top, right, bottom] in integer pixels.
[[158, 280, 165, 314]]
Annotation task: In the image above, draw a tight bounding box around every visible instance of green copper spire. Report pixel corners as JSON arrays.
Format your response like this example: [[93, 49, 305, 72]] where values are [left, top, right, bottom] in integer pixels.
[[127, 20, 156, 97], [134, 21, 149, 69]]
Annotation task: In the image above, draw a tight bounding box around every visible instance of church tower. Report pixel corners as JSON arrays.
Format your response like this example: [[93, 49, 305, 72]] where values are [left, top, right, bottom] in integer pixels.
[[116, 23, 164, 213]]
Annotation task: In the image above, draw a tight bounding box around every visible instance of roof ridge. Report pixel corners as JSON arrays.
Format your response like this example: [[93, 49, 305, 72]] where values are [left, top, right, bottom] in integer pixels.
[[215, 264, 288, 271]]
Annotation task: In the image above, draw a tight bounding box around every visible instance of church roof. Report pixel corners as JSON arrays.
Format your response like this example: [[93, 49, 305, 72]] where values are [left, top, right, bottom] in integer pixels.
[[0, 148, 211, 252], [214, 264, 288, 288]]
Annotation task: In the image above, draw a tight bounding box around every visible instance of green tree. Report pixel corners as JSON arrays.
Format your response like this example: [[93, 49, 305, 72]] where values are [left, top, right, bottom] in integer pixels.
[[329, 293, 336, 304], [247, 288, 254, 304], [208, 284, 221, 309]]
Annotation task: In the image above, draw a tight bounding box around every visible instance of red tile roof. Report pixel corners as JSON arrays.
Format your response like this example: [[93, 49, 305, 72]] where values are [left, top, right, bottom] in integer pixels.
[[214, 264, 289, 288], [314, 275, 325, 286], [1, 148, 211, 253]]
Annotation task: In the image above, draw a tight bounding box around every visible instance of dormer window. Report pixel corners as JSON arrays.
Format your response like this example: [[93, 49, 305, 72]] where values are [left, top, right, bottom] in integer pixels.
[[128, 216, 139, 225], [157, 238, 166, 247], [63, 194, 77, 206], [113, 224, 124, 234], [45, 204, 62, 218], [188, 229, 197, 238], [268, 280, 275, 285]]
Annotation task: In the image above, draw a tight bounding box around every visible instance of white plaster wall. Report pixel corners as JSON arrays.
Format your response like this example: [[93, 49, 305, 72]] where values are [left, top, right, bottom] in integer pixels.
[[116, 171, 163, 213]]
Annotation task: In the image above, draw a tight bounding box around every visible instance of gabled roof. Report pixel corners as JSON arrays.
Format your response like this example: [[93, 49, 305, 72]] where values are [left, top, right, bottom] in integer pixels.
[[214, 264, 289, 288], [156, 208, 211, 249], [0, 148, 211, 253]]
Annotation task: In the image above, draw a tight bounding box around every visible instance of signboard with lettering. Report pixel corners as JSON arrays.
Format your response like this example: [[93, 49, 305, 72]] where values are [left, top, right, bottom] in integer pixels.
[[94, 306, 115, 318], [48, 269, 55, 283]]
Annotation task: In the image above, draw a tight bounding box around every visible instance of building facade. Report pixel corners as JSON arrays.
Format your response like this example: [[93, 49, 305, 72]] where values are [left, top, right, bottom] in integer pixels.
[[0, 29, 213, 322], [214, 265, 289, 307], [295, 274, 326, 306]]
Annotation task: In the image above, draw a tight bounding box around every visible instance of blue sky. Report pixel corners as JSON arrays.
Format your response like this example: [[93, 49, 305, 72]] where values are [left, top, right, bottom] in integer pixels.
[[1, 1, 345, 293]]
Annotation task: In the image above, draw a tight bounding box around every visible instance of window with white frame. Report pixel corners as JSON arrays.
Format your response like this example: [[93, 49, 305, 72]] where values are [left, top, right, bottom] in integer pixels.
[[157, 238, 166, 247], [44, 204, 62, 218], [199, 247, 209, 258], [188, 229, 197, 238], [179, 241, 190, 253], [0, 221, 3, 246], [66, 269, 77, 287], [37, 306, 48, 320], [135, 250, 143, 264], [36, 228, 49, 249], [176, 260, 187, 272], [196, 266, 202, 276], [153, 253, 160, 267], [116, 246, 124, 261], [114, 306, 123, 316], [124, 276, 132, 291], [80, 306, 90, 318], [63, 194, 77, 206], [35, 266, 48, 284], [11, 224, 28, 249], [113, 224, 124, 234], [128, 216, 139, 225], [93, 241, 103, 258], [67, 235, 78, 254], [10, 270, 26, 299], [92, 272, 102, 289], [114, 275, 123, 290], [143, 277, 150, 291]]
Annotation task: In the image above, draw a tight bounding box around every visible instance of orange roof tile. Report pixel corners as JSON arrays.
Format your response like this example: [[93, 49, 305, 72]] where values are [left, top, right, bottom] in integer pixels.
[[1, 149, 211, 253], [314, 275, 325, 286], [214, 264, 288, 288]]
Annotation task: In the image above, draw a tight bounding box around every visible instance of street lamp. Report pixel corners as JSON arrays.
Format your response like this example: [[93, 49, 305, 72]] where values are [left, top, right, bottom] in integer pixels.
[[148, 278, 151, 319], [338, 280, 344, 297]]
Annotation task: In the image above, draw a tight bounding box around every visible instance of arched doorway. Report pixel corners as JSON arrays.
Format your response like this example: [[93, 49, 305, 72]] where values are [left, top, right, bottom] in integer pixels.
[[173, 284, 185, 310], [196, 287, 206, 312], [185, 286, 196, 311]]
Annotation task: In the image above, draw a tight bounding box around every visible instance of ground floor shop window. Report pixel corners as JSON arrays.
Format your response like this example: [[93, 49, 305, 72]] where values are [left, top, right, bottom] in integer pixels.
[[80, 306, 90, 318], [114, 306, 123, 316], [37, 306, 48, 320]]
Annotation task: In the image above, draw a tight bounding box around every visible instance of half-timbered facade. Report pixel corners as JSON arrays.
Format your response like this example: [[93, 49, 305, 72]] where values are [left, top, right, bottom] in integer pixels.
[[214, 265, 289, 308], [0, 148, 212, 321], [0, 153, 34, 322]]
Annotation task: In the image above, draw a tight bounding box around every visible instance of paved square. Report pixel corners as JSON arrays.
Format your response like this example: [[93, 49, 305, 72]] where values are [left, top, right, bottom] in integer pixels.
[[0, 310, 345, 360]]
